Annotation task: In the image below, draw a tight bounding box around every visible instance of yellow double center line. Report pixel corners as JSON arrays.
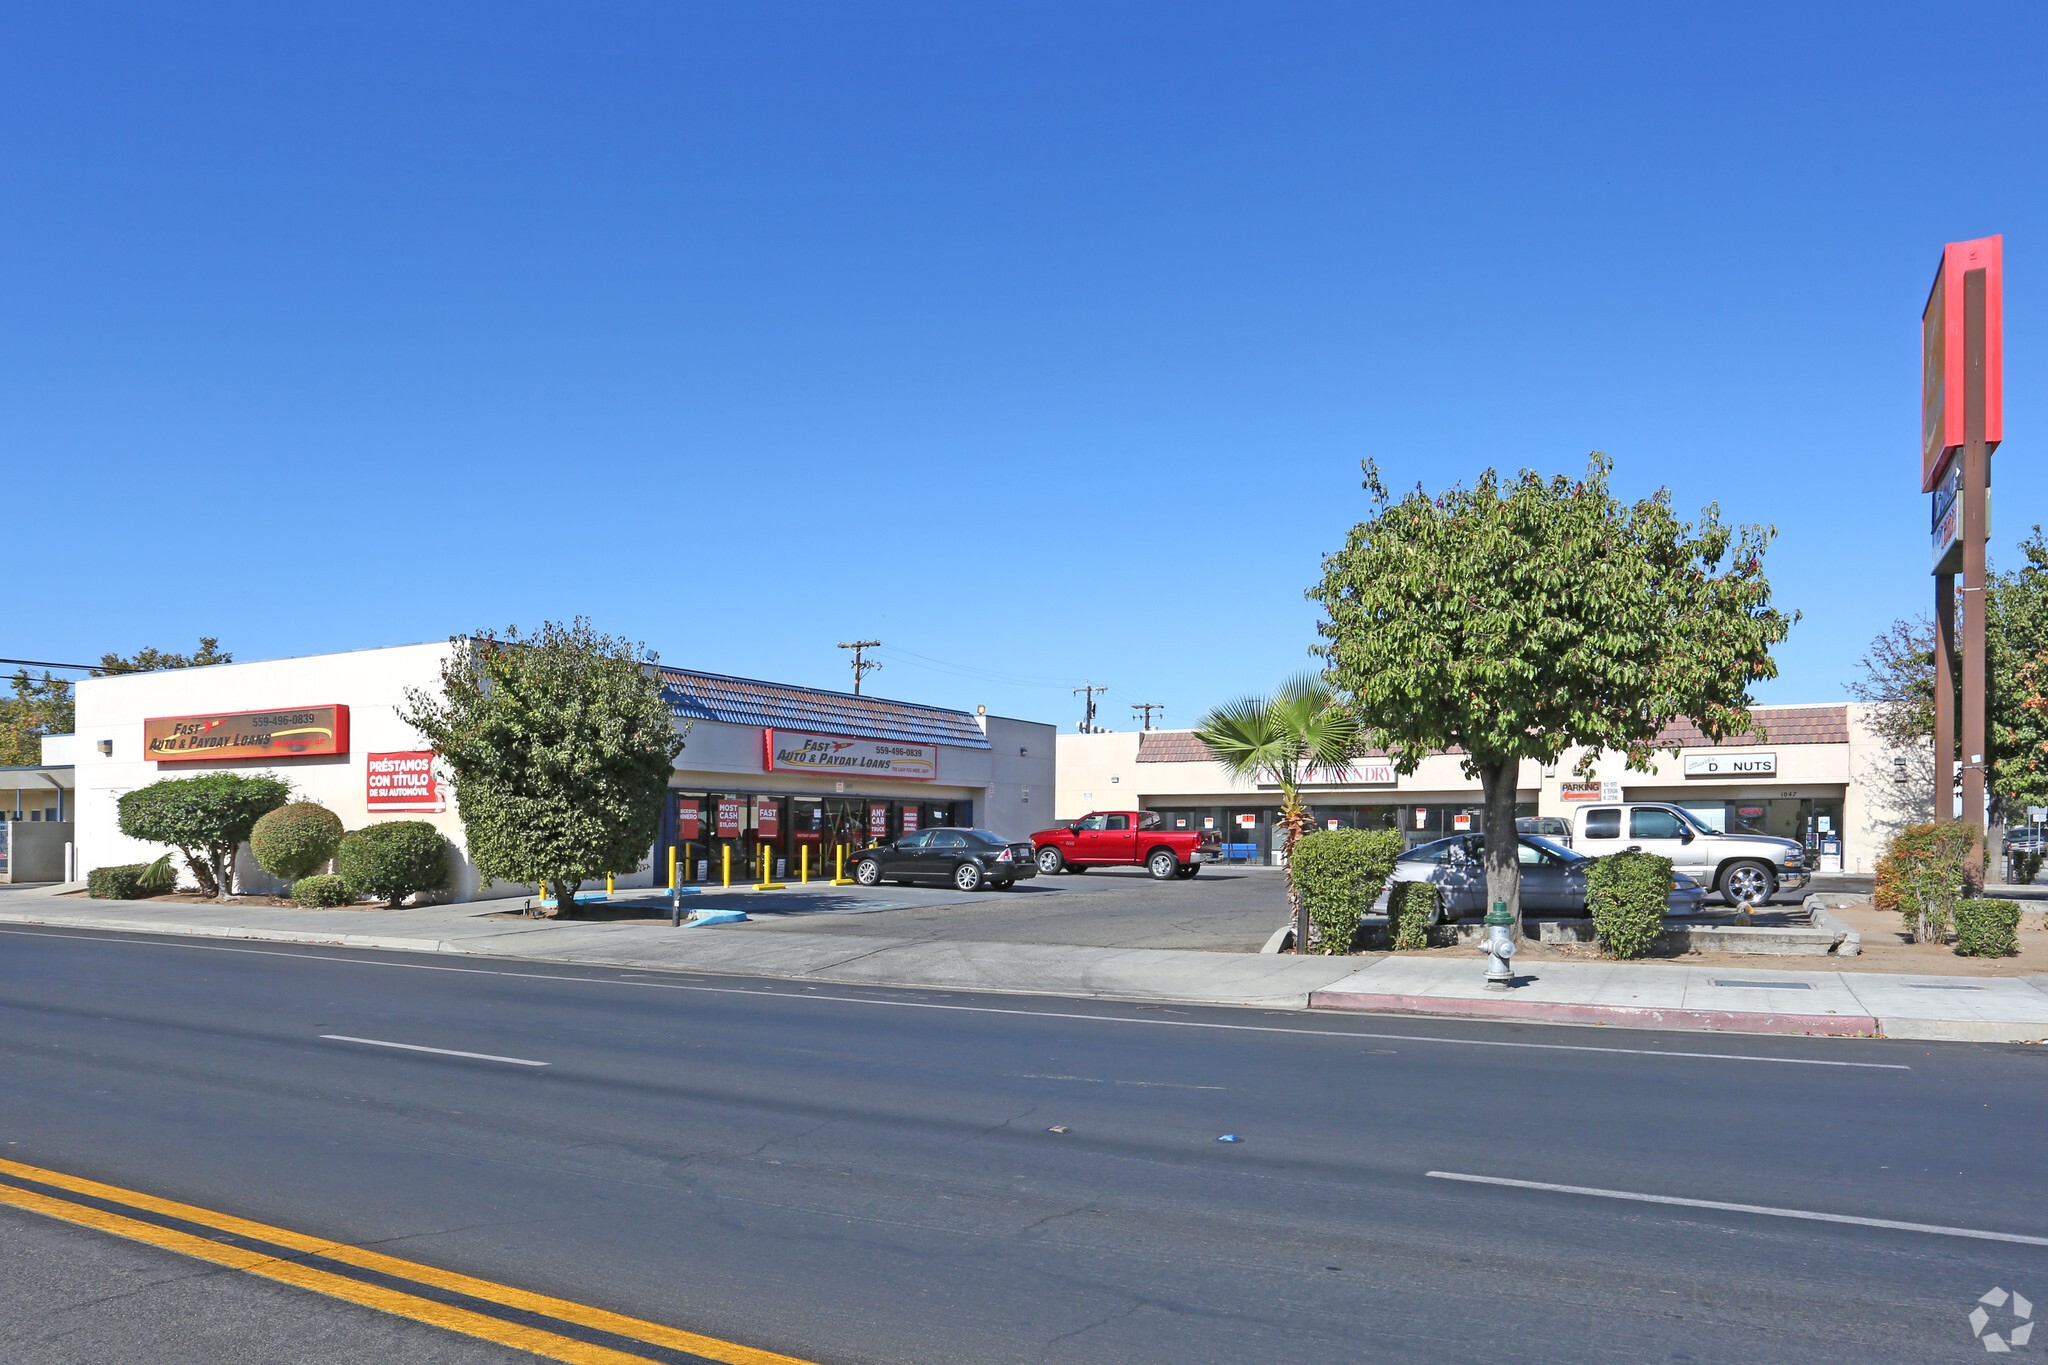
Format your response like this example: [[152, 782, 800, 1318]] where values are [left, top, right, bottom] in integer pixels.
[[0, 1157, 816, 1365]]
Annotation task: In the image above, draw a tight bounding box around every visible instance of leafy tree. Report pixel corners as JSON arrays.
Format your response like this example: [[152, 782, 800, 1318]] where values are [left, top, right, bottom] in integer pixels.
[[1308, 455, 1793, 936], [116, 772, 290, 898], [1194, 675, 1360, 952], [401, 619, 685, 917], [0, 638, 233, 766], [1988, 529, 2048, 825]]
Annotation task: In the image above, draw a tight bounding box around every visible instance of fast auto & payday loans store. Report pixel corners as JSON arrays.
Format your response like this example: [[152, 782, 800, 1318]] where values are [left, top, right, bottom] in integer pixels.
[[653, 667, 1054, 885]]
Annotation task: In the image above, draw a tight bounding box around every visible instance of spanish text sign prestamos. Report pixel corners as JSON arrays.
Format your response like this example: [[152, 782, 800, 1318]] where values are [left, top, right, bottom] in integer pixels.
[[763, 729, 936, 781]]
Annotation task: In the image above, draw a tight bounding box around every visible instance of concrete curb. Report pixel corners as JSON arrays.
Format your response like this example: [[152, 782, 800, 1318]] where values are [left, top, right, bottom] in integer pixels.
[[1875, 1018, 2048, 1043], [1803, 894, 1863, 956], [1306, 987, 1883, 1036], [1258, 924, 1294, 955], [0, 910, 459, 955]]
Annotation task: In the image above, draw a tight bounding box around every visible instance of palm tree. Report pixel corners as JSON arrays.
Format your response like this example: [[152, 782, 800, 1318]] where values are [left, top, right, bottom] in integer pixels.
[[1194, 674, 1360, 952]]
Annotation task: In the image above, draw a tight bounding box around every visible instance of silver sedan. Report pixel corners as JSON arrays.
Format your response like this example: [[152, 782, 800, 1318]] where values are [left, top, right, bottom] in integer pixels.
[[1380, 834, 1709, 925]]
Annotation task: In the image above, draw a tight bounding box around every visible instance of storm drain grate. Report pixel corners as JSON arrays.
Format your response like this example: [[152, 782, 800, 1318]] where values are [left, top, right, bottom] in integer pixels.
[[1710, 979, 1814, 990], [1903, 983, 1986, 991]]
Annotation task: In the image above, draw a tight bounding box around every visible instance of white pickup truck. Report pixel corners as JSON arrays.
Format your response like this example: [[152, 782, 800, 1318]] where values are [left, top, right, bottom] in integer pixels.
[[1570, 802, 1810, 909]]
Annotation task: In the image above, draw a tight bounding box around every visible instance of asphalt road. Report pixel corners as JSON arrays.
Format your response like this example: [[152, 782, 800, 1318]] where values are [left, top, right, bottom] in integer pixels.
[[3, 923, 2045, 1365]]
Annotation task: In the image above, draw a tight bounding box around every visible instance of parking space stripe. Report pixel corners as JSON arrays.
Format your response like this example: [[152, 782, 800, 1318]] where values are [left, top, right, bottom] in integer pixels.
[[0, 1158, 819, 1365]]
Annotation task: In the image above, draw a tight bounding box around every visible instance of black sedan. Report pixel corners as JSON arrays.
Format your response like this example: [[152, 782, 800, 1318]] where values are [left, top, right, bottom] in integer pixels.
[[853, 828, 1038, 891]]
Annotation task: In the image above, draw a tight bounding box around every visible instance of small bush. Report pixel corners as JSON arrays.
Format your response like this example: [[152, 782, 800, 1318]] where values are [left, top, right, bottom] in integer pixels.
[[135, 853, 179, 893], [87, 864, 149, 900], [1292, 827, 1406, 953], [1385, 881, 1437, 950], [1875, 822, 1978, 942], [292, 874, 354, 908], [251, 802, 344, 884], [2012, 850, 2043, 885], [1587, 850, 1671, 960], [337, 821, 450, 908], [1954, 899, 2021, 957]]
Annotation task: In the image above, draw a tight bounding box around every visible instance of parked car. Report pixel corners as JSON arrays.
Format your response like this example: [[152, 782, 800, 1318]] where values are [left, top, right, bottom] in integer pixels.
[[1569, 802, 1809, 909], [853, 828, 1038, 892], [1380, 833, 1709, 924], [1032, 810, 1220, 879], [1515, 815, 1574, 848]]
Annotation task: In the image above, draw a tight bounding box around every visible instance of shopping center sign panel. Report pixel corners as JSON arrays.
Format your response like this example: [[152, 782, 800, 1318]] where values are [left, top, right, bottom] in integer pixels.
[[762, 730, 937, 781], [1922, 235, 2003, 492], [145, 705, 349, 763]]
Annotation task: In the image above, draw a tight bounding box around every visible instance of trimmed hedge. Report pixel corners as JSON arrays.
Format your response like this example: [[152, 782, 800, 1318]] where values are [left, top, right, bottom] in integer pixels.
[[87, 864, 150, 900], [1874, 822, 1977, 942], [251, 802, 345, 884], [2013, 850, 2043, 885], [1385, 880, 1437, 950], [1292, 828, 1406, 954], [336, 821, 450, 908], [1587, 850, 1671, 960], [1955, 899, 2021, 957], [292, 873, 354, 908]]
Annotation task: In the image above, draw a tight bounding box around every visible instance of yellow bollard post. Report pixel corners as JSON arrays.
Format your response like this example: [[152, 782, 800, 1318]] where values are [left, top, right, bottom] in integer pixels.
[[754, 843, 785, 890], [801, 845, 809, 884], [722, 844, 730, 888], [831, 844, 855, 886], [606, 872, 614, 897], [668, 845, 677, 891]]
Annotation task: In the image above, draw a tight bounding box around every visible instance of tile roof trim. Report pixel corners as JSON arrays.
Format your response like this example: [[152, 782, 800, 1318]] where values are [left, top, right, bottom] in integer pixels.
[[658, 666, 992, 749]]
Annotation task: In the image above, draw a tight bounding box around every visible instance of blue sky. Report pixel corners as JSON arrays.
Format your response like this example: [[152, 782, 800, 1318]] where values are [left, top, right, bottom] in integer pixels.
[[5, 1, 2042, 730]]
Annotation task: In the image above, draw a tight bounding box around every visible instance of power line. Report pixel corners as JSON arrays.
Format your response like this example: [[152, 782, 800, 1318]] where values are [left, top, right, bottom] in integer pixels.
[[1073, 683, 1108, 733], [1131, 702, 1164, 730], [0, 657, 99, 672], [837, 640, 882, 696]]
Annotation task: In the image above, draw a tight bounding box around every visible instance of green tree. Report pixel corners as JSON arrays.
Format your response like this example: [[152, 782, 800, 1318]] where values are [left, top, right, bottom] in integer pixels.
[[0, 638, 234, 766], [1193, 675, 1360, 952], [1988, 529, 2048, 826], [401, 619, 686, 917], [1308, 455, 1793, 937], [116, 772, 291, 898]]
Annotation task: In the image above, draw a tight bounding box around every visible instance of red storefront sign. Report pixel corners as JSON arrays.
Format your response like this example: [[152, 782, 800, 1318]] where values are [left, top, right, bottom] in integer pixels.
[[756, 798, 779, 838], [868, 802, 889, 838], [678, 797, 700, 841], [716, 798, 744, 838], [366, 751, 442, 812], [900, 806, 918, 834]]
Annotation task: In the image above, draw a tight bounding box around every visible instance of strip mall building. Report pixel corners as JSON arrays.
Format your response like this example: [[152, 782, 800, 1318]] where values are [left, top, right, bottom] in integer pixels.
[[52, 642, 1053, 899], [1057, 704, 1918, 875]]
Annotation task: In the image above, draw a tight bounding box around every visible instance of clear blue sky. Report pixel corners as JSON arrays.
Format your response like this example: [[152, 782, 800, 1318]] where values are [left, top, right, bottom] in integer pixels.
[[6, 2, 2042, 730]]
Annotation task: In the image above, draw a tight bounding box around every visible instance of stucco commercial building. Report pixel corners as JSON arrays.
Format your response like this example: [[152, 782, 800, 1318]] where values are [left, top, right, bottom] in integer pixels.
[[65, 641, 1053, 899], [1058, 704, 1913, 875]]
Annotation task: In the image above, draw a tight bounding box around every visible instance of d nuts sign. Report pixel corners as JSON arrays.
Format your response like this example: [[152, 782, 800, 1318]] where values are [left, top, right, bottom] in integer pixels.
[[1683, 752, 1777, 778]]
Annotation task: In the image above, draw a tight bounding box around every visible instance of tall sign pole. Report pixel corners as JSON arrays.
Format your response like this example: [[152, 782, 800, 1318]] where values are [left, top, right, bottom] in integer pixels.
[[1923, 236, 2003, 886]]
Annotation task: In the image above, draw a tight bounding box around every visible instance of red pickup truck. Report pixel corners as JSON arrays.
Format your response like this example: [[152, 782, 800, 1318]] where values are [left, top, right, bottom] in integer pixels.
[[1031, 811, 1220, 880]]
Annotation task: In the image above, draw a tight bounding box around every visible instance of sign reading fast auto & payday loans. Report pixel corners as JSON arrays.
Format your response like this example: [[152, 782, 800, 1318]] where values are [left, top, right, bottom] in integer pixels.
[[763, 729, 936, 781], [145, 705, 349, 763]]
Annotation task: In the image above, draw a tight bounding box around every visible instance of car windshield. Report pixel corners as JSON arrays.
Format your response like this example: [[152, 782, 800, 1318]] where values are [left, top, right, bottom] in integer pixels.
[[964, 829, 1009, 846], [1397, 838, 1457, 863], [1466, 834, 1588, 865]]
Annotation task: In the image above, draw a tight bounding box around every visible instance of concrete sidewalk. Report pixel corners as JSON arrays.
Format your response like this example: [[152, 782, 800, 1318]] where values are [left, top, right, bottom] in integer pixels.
[[2, 887, 2045, 1041]]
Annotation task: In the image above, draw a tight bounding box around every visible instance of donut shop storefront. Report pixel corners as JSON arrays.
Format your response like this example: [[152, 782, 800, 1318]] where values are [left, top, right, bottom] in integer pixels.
[[651, 667, 1053, 886]]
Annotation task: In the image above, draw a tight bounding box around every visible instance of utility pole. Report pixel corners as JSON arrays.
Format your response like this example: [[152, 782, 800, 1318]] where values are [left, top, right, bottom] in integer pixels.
[[1131, 702, 1163, 730], [1073, 683, 1108, 734], [837, 640, 882, 696]]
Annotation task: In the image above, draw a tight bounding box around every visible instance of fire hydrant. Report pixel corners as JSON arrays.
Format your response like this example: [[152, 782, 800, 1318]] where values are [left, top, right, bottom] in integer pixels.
[[1480, 900, 1517, 990]]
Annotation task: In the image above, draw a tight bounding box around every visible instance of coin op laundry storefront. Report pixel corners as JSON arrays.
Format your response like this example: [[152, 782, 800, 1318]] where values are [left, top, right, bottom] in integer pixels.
[[62, 641, 1053, 901]]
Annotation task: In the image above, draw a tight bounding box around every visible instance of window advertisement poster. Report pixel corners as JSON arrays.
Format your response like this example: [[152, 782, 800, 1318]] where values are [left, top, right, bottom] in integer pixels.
[[763, 729, 937, 781], [678, 797, 700, 841], [716, 798, 744, 838], [756, 798, 779, 839], [366, 751, 444, 813], [868, 802, 890, 839], [901, 805, 919, 834]]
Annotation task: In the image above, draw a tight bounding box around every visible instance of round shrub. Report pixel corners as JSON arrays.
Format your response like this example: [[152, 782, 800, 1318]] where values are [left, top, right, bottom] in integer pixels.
[[1954, 899, 2021, 957], [1587, 850, 1671, 959], [336, 821, 450, 908], [291, 873, 354, 908], [250, 802, 345, 884]]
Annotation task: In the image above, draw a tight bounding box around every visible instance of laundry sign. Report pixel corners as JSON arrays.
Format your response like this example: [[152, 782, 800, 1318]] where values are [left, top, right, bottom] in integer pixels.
[[1683, 752, 1777, 779]]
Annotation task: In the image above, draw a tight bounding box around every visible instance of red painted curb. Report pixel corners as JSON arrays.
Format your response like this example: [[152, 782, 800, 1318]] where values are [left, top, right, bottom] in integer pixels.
[[1307, 990, 1883, 1037]]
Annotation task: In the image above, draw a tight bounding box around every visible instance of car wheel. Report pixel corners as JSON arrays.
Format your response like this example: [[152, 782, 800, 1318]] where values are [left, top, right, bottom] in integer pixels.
[[1147, 850, 1178, 880], [954, 861, 984, 892], [1036, 846, 1064, 875], [1175, 864, 1200, 879], [1719, 860, 1775, 909], [854, 858, 883, 887]]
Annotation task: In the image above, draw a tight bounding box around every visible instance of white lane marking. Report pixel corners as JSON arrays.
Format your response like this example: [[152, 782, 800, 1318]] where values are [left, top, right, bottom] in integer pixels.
[[0, 928, 1909, 1070], [319, 1035, 548, 1067], [1426, 1171, 2048, 1247]]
